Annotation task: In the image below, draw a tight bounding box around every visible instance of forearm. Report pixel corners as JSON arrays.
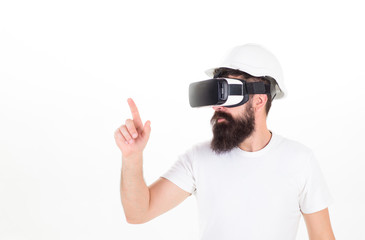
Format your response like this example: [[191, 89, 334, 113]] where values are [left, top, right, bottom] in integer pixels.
[[308, 231, 335, 240], [120, 154, 150, 223]]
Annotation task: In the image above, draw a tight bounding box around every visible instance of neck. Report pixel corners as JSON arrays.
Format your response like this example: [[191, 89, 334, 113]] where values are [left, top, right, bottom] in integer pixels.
[[238, 120, 272, 152]]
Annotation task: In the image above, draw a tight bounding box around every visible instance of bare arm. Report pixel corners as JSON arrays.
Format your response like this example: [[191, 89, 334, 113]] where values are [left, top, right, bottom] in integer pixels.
[[145, 177, 191, 223], [120, 158, 191, 224], [302, 208, 335, 240], [120, 154, 149, 223], [115, 98, 190, 224]]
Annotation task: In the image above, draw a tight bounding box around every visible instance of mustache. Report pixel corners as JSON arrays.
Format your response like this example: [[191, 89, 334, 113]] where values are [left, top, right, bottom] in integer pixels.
[[210, 111, 235, 125]]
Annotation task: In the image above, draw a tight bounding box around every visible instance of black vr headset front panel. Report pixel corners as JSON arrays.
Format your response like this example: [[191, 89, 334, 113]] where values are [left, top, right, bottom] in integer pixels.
[[189, 79, 228, 108]]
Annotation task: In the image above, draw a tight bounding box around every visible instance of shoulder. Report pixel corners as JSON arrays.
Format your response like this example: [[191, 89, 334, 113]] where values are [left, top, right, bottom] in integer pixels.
[[274, 133, 314, 157], [184, 140, 213, 157], [272, 133, 320, 182], [178, 140, 218, 165], [271, 133, 316, 173]]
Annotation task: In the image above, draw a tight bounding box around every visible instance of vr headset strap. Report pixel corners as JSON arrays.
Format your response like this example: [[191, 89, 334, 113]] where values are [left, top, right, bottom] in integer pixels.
[[229, 84, 243, 95], [229, 82, 271, 95]]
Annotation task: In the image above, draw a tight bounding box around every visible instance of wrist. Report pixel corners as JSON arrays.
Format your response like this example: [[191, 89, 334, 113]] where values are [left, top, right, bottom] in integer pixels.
[[122, 152, 143, 164]]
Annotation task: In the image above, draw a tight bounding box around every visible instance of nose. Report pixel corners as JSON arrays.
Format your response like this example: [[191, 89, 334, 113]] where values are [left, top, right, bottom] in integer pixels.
[[212, 105, 226, 111]]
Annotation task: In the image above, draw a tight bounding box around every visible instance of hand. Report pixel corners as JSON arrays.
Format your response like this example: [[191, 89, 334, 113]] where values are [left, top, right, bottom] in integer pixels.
[[114, 98, 151, 158]]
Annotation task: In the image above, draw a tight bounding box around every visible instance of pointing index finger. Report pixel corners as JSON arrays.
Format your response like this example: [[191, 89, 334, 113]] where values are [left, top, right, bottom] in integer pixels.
[[127, 98, 143, 130]]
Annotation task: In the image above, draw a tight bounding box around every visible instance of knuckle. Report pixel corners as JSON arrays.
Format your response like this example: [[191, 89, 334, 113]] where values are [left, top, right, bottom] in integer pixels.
[[120, 126, 131, 139], [114, 133, 121, 139], [126, 120, 136, 131]]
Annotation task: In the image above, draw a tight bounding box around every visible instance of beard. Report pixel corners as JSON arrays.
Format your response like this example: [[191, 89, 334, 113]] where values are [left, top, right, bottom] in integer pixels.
[[210, 103, 255, 154]]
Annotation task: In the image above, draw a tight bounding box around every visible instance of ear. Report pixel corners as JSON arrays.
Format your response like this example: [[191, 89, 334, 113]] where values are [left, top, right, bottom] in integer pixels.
[[252, 94, 268, 114]]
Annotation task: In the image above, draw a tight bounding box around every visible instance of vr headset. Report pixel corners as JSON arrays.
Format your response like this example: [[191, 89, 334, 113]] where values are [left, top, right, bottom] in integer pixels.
[[189, 78, 271, 108]]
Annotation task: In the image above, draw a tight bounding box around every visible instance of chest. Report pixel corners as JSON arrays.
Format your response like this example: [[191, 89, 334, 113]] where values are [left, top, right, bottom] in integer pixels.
[[194, 156, 303, 214]]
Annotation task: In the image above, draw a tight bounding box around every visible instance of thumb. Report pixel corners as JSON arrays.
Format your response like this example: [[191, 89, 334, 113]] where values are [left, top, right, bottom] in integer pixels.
[[142, 120, 151, 140]]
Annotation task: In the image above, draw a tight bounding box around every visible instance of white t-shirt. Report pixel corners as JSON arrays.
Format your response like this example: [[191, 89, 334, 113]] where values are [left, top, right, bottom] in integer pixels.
[[161, 132, 334, 240]]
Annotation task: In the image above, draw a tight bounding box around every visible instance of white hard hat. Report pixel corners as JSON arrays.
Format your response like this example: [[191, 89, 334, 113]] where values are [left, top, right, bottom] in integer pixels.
[[205, 43, 286, 99]]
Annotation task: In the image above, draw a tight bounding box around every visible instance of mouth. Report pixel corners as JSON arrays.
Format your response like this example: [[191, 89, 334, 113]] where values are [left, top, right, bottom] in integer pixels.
[[217, 118, 227, 123]]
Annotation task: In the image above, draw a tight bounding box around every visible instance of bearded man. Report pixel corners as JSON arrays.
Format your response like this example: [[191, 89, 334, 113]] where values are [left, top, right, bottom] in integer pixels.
[[114, 44, 336, 240]]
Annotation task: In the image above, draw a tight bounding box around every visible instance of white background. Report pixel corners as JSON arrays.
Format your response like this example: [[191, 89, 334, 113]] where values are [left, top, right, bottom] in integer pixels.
[[1, 0, 364, 239]]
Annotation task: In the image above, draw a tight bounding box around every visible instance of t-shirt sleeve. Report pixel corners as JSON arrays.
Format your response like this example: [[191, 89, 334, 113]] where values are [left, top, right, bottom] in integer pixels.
[[161, 150, 196, 194], [299, 151, 334, 214]]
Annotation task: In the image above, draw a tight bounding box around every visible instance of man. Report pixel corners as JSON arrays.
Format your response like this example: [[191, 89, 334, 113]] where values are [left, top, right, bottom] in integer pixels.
[[114, 44, 335, 239]]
